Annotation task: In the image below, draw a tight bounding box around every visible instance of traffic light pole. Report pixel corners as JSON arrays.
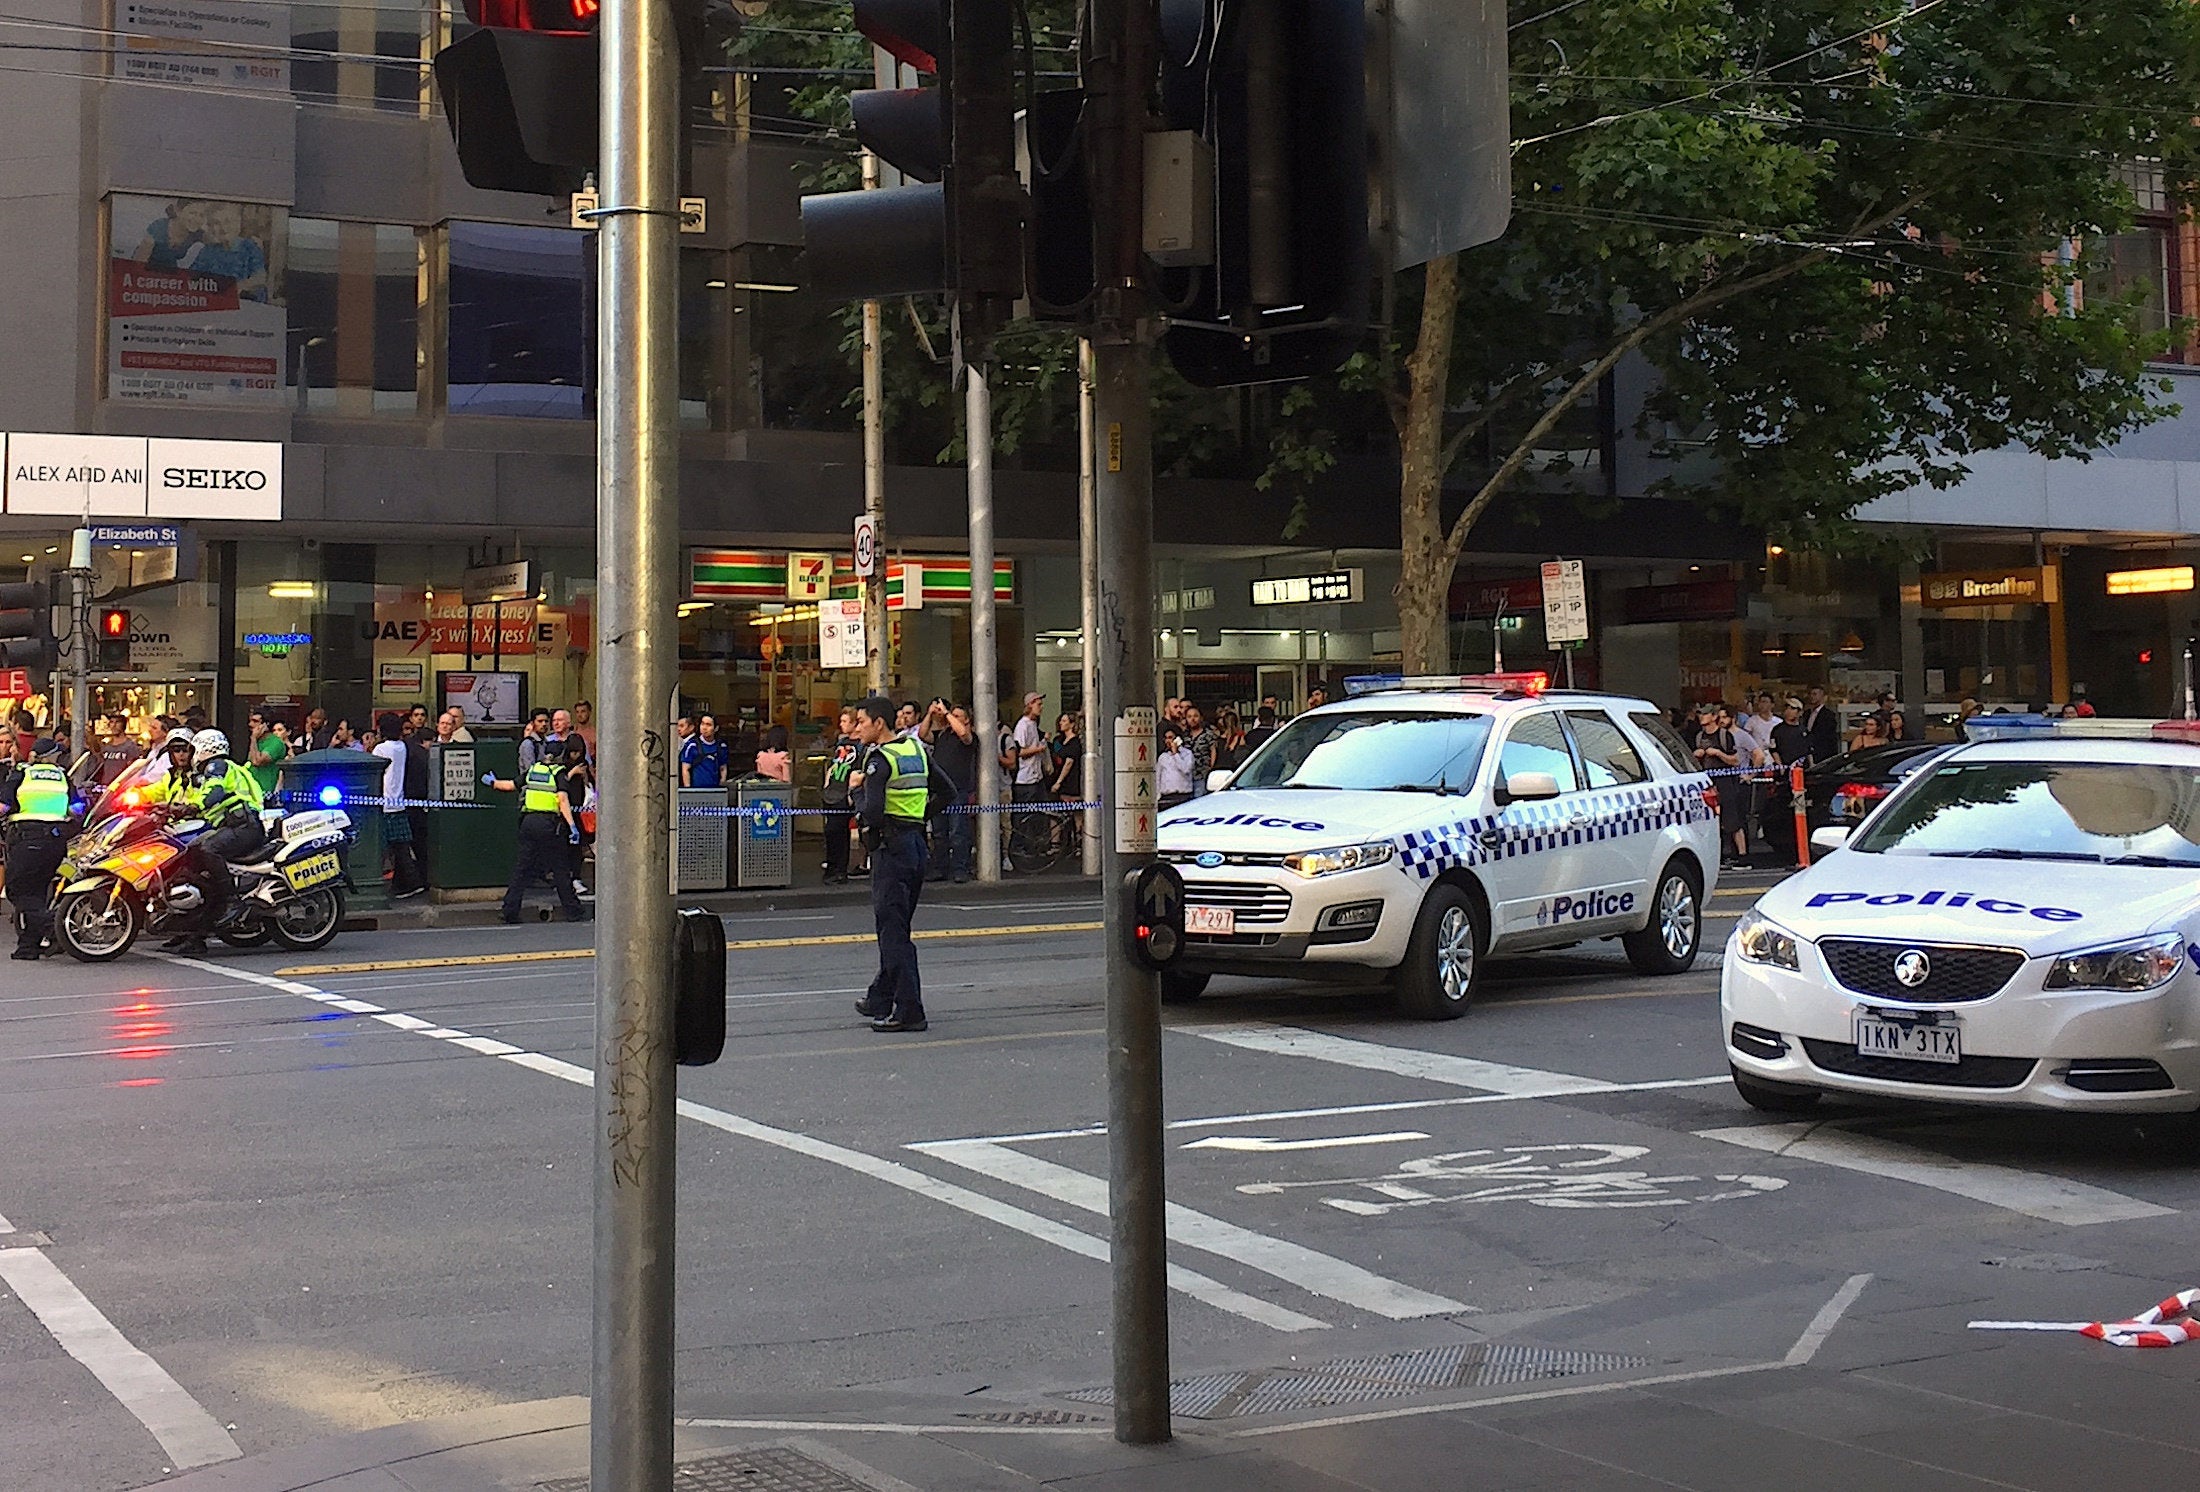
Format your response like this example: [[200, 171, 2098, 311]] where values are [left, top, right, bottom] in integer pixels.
[[968, 359, 1003, 880], [860, 44, 891, 694], [1085, 0, 1170, 1445], [67, 532, 92, 762], [1078, 339, 1101, 876], [592, 0, 680, 1477]]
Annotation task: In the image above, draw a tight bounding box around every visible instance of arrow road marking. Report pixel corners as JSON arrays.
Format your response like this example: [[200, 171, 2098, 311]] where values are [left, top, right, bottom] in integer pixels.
[[1184, 1132, 1430, 1154]]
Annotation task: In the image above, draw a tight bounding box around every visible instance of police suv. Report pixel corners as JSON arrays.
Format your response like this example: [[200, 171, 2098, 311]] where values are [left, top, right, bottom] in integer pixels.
[[1725, 721, 2200, 1114], [1157, 675, 1723, 1019]]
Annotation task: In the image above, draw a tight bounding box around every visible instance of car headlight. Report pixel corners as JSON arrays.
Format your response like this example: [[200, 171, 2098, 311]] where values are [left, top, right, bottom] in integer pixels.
[[1281, 841, 1397, 878], [2043, 933, 2184, 993], [1734, 909, 1800, 971]]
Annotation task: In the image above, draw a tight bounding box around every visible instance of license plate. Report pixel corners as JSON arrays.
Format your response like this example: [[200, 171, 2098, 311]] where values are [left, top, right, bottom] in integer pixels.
[[285, 851, 343, 891], [1854, 1012, 1960, 1064], [1186, 906, 1236, 935]]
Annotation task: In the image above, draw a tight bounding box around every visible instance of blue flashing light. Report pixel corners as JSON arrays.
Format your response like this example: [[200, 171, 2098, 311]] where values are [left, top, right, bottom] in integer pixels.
[[318, 783, 345, 807]]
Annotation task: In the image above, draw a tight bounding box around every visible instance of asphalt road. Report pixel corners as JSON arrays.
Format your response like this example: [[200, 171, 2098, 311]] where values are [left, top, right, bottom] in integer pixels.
[[7, 880, 2200, 1490]]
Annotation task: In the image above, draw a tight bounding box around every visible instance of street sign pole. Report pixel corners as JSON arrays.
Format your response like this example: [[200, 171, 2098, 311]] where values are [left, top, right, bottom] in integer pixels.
[[592, 0, 680, 1476], [1087, 0, 1169, 1443], [970, 355, 1003, 882], [67, 528, 93, 761]]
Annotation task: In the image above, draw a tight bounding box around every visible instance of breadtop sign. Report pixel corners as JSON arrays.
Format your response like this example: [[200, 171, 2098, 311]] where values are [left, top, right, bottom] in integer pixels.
[[0, 432, 280, 520]]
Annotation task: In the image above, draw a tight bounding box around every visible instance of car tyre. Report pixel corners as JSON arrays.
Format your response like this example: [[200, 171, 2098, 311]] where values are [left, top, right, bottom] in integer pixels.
[[1624, 859, 1702, 975], [1395, 883, 1483, 1021], [1160, 970, 1210, 1004], [1731, 1065, 1821, 1113]]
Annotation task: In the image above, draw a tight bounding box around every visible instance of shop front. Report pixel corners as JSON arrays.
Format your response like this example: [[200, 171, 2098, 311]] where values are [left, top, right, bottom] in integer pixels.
[[1915, 560, 2062, 712]]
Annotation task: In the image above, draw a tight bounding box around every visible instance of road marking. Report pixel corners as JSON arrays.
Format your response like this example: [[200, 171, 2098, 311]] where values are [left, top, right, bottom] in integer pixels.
[[275, 920, 1103, 976], [1184, 1023, 1618, 1097], [154, 959, 1321, 1335], [1184, 1132, 1429, 1154], [1235, 1143, 1787, 1216], [910, 1139, 1470, 1319], [1697, 1122, 2175, 1226], [1231, 1274, 1871, 1437], [0, 1212, 239, 1469], [679, 1418, 1110, 1436]]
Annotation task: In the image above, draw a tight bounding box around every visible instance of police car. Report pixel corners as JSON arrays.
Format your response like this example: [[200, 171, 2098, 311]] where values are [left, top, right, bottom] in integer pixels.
[[1157, 675, 1723, 1019], [1724, 720, 2200, 1114]]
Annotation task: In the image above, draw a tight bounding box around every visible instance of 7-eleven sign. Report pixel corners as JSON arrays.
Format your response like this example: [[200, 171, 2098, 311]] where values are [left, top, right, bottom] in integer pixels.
[[787, 552, 832, 601]]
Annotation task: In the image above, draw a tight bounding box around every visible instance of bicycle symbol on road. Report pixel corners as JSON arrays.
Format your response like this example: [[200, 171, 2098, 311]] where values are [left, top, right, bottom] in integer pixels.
[[1235, 1143, 1787, 1216]]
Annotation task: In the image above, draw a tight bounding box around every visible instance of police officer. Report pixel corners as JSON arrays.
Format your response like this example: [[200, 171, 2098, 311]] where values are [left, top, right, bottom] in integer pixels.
[[152, 730, 266, 954], [851, 695, 957, 1032], [2, 737, 78, 960], [489, 750, 586, 924]]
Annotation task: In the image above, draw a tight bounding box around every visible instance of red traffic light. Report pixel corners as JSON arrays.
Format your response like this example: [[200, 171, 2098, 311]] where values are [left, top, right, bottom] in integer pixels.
[[101, 609, 129, 638], [855, 0, 943, 73], [463, 0, 599, 30]]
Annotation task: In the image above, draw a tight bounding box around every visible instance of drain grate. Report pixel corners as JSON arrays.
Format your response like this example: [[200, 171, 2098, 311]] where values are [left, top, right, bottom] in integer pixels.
[[541, 1446, 878, 1492], [1060, 1341, 1653, 1419], [957, 1409, 1105, 1425]]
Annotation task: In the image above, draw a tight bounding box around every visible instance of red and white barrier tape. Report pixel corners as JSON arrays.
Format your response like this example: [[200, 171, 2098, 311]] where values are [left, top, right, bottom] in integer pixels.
[[1971, 1288, 2200, 1348]]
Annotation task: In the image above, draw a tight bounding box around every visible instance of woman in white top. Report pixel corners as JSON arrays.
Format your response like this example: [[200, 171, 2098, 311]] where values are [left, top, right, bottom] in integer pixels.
[[371, 711, 426, 898], [1157, 725, 1196, 807]]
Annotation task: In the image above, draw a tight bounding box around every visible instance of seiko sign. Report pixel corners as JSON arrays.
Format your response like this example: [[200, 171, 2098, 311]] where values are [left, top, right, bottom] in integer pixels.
[[0, 433, 281, 520]]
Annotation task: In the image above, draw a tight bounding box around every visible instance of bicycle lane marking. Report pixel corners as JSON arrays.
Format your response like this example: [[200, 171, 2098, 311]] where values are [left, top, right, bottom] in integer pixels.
[[149, 957, 1326, 1336], [0, 1209, 241, 1470]]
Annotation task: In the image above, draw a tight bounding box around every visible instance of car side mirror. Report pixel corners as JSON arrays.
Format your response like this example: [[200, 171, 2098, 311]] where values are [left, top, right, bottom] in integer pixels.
[[1496, 771, 1561, 805], [1205, 769, 1234, 794], [1810, 825, 1852, 854]]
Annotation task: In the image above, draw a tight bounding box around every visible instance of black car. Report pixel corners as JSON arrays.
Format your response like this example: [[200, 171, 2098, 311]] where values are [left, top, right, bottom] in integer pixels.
[[1804, 740, 1950, 831]]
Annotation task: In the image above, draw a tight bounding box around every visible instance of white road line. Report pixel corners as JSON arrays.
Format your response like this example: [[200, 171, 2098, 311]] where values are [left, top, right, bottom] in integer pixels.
[[1697, 1122, 2175, 1226], [920, 1077, 1730, 1149], [910, 1140, 1470, 1319], [0, 1243, 240, 1469], [1183, 1133, 1429, 1154], [156, 959, 1325, 1335], [1185, 1023, 1617, 1097]]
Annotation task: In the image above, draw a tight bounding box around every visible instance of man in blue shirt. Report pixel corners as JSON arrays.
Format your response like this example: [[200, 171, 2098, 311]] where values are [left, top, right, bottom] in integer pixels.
[[681, 713, 730, 788]]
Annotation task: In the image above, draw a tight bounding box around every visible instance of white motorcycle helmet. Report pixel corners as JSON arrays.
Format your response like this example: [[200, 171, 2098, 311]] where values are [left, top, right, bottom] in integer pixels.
[[191, 728, 232, 773]]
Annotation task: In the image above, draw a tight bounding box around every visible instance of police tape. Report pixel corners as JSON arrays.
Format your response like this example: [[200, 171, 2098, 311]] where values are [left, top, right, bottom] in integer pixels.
[[1971, 1289, 2200, 1348], [274, 790, 1104, 819]]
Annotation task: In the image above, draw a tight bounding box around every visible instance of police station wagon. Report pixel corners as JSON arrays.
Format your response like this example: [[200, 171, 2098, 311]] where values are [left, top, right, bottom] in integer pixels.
[[1157, 675, 1723, 1018]]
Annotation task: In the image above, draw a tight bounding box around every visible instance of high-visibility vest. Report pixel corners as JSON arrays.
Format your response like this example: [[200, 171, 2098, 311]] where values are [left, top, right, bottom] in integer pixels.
[[12, 761, 71, 822], [522, 761, 562, 814], [195, 760, 264, 825], [877, 737, 931, 823]]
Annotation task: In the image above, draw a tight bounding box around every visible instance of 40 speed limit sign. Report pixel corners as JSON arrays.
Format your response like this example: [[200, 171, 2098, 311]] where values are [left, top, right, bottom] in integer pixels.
[[853, 515, 878, 578]]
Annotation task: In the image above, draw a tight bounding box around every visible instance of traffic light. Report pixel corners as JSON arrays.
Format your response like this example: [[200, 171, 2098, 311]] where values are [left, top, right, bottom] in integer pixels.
[[800, 0, 1027, 360], [98, 609, 131, 670], [1156, 0, 1370, 387], [0, 579, 58, 671], [433, 0, 601, 196], [1127, 862, 1186, 971]]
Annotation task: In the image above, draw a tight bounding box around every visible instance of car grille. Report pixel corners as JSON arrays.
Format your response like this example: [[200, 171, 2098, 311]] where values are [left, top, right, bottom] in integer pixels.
[[1182, 880, 1292, 926], [1800, 1039, 2036, 1089], [1161, 850, 1290, 868], [1818, 939, 2025, 1004]]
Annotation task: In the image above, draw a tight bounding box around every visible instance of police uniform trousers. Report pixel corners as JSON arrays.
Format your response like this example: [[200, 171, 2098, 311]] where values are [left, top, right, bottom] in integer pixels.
[[504, 812, 583, 921], [6, 821, 68, 954], [865, 823, 928, 1020]]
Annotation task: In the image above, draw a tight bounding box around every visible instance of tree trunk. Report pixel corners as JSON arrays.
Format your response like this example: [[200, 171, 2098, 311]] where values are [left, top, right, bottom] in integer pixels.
[[1396, 254, 1462, 674]]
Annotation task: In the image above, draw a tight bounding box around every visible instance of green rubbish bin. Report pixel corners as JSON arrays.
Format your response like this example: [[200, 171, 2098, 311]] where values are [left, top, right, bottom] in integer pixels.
[[425, 738, 520, 890], [279, 749, 391, 912]]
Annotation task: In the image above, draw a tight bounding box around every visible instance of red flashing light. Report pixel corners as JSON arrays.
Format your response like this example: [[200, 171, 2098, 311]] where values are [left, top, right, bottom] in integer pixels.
[[121, 789, 142, 807], [468, 0, 597, 30], [1456, 671, 1550, 696]]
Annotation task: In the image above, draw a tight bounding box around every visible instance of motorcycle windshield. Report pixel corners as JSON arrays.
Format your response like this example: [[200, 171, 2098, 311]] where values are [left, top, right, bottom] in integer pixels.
[[85, 757, 168, 824]]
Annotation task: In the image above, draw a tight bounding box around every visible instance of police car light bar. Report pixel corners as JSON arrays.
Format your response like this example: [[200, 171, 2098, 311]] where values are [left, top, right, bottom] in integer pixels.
[[1960, 715, 2198, 743], [1343, 672, 1551, 698]]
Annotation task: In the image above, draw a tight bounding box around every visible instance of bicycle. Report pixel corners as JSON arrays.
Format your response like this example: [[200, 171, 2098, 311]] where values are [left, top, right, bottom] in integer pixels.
[[1006, 799, 1084, 874]]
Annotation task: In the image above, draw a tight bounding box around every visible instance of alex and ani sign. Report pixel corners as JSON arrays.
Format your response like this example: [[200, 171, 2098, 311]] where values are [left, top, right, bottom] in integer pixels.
[[0, 432, 281, 520], [1919, 566, 2060, 609]]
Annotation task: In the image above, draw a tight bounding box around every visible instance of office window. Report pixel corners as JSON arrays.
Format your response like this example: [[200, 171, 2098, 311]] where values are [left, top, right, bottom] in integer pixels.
[[288, 219, 420, 415], [446, 222, 589, 419], [292, 0, 432, 112]]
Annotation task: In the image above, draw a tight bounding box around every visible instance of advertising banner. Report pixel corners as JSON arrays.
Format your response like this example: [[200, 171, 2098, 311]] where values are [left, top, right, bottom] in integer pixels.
[[119, 0, 289, 90], [109, 194, 287, 406]]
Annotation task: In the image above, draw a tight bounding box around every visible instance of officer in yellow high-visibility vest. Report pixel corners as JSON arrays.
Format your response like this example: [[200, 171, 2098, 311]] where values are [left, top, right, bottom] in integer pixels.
[[2, 737, 80, 961], [852, 695, 958, 1032], [487, 754, 586, 923]]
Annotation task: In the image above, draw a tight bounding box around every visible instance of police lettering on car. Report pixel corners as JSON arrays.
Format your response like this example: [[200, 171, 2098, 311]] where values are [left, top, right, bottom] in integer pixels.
[[1156, 675, 1723, 1020]]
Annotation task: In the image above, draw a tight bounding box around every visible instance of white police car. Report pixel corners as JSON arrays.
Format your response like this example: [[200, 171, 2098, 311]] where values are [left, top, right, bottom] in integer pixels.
[[1724, 724, 2200, 1113], [1158, 675, 1723, 1019]]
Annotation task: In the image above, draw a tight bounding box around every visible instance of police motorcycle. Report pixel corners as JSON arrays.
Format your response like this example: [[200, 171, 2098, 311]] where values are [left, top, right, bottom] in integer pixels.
[[51, 738, 355, 961]]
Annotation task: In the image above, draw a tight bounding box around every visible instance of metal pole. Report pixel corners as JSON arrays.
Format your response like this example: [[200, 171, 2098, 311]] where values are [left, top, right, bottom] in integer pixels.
[[862, 46, 893, 696], [67, 528, 91, 761], [969, 357, 1002, 882], [593, 0, 680, 1475], [1078, 338, 1101, 876], [1087, 0, 1168, 1439]]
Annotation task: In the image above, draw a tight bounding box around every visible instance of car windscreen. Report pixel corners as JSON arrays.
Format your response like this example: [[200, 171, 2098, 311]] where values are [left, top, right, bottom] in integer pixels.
[[1231, 711, 1493, 793], [1849, 760, 2200, 866]]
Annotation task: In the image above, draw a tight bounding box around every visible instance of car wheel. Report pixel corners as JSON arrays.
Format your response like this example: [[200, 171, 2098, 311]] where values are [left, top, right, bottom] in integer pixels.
[[1160, 970, 1210, 1004], [1624, 859, 1702, 975], [1395, 883, 1483, 1021], [1731, 1065, 1821, 1113]]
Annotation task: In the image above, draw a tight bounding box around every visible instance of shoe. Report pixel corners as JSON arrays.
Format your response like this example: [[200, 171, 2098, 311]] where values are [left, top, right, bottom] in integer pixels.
[[854, 1000, 891, 1020], [951, 874, 968, 885], [175, 937, 208, 956], [158, 935, 193, 953], [501, 914, 522, 925], [394, 886, 425, 900], [571, 879, 588, 896], [10, 949, 39, 961], [825, 874, 848, 885], [870, 1013, 928, 1033], [566, 911, 593, 923], [578, 890, 596, 902], [850, 866, 870, 878]]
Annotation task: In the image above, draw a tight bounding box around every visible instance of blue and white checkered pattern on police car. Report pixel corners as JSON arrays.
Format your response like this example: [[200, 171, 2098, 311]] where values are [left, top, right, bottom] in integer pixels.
[[1394, 777, 1713, 881]]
